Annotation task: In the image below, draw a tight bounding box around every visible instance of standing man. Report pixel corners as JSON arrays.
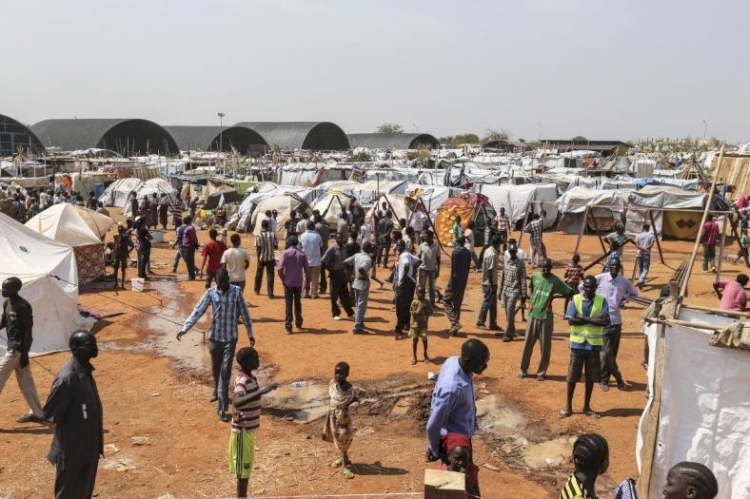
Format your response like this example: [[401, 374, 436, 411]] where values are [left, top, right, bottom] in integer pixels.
[[593, 259, 638, 390], [345, 241, 374, 334], [270, 210, 279, 235], [182, 215, 200, 280], [519, 260, 572, 381], [523, 211, 546, 267], [322, 234, 354, 321], [559, 276, 609, 419], [410, 209, 426, 243], [701, 214, 720, 273], [300, 220, 323, 299], [494, 207, 511, 252], [0, 277, 44, 424], [635, 223, 656, 289], [499, 242, 527, 342], [128, 191, 139, 218], [315, 214, 330, 294], [418, 231, 441, 306], [393, 240, 421, 337], [444, 235, 472, 336], [112, 225, 131, 289], [277, 236, 309, 334], [200, 229, 227, 289], [375, 210, 394, 268], [44, 332, 103, 499], [336, 213, 350, 244], [606, 223, 629, 260], [476, 235, 501, 331], [158, 193, 170, 230], [178, 269, 254, 421], [254, 219, 278, 298], [172, 192, 184, 229], [426, 339, 490, 499], [222, 234, 251, 291], [172, 219, 186, 273]]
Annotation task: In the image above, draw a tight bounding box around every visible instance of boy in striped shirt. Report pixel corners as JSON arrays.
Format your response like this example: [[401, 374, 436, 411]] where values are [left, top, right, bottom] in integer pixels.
[[230, 347, 279, 499]]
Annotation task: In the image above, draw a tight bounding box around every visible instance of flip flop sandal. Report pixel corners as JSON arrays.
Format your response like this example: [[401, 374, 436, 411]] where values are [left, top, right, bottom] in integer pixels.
[[558, 410, 572, 418], [342, 468, 355, 479], [331, 458, 343, 468], [411, 358, 418, 365], [583, 410, 601, 419], [424, 357, 431, 364]]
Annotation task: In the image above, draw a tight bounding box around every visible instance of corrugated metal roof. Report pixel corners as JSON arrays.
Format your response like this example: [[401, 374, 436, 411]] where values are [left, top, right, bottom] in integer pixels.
[[32, 119, 179, 155], [234, 122, 349, 151], [347, 133, 439, 150], [164, 125, 269, 154], [0, 114, 45, 156]]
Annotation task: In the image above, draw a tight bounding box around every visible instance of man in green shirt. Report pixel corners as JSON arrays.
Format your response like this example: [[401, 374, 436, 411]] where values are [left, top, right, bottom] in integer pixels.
[[519, 260, 572, 381]]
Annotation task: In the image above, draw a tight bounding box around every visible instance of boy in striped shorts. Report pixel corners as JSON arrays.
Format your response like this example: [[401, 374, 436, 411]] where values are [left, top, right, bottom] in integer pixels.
[[230, 348, 279, 498]]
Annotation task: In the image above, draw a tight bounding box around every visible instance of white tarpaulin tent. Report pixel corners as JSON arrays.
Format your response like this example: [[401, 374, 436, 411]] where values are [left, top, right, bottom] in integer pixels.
[[0, 213, 82, 355], [122, 177, 178, 216], [100, 177, 143, 208], [626, 185, 707, 239], [638, 310, 750, 499], [251, 193, 310, 240], [555, 187, 630, 234], [228, 185, 313, 232], [404, 183, 452, 217], [312, 193, 352, 226], [478, 184, 559, 229], [316, 179, 406, 207]]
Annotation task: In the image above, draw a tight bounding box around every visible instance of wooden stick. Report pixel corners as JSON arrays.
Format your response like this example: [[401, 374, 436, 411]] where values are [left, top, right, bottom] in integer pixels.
[[586, 208, 608, 255], [680, 145, 725, 298], [648, 210, 666, 265], [573, 205, 590, 256], [681, 303, 748, 317], [645, 317, 725, 331], [637, 323, 666, 498], [715, 214, 729, 283]]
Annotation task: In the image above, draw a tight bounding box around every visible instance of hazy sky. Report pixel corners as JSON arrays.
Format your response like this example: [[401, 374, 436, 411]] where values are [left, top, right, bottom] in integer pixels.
[[3, 0, 748, 142]]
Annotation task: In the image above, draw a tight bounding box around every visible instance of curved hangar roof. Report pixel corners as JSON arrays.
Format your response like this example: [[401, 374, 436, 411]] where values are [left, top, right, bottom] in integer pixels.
[[32, 119, 179, 155], [164, 126, 269, 155], [233, 122, 350, 151], [1, 114, 45, 156], [347, 133, 439, 150]]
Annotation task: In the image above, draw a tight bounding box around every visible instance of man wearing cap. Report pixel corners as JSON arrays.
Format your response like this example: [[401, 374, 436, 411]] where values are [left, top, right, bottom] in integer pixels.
[[499, 242, 527, 342]]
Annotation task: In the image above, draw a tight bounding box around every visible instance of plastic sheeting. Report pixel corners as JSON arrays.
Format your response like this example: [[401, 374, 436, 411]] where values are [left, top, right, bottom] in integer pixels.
[[25, 203, 113, 246], [100, 177, 143, 208], [227, 185, 313, 232], [312, 193, 351, 226], [639, 313, 750, 499], [479, 184, 559, 229], [555, 187, 630, 234], [626, 186, 706, 239], [121, 178, 178, 216], [251, 194, 310, 240]]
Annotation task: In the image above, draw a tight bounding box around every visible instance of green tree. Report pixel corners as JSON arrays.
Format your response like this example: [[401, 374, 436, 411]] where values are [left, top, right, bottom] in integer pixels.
[[375, 123, 404, 134], [453, 133, 480, 145], [572, 135, 588, 142]]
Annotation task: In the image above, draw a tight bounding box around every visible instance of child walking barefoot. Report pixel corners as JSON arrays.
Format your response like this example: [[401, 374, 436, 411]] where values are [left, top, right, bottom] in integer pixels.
[[323, 362, 361, 479], [409, 287, 434, 365]]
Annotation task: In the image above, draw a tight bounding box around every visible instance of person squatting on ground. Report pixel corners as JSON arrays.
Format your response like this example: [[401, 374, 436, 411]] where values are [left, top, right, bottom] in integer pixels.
[[426, 339, 490, 499], [559, 276, 609, 419], [444, 235, 472, 336], [435, 433, 480, 498], [520, 260, 573, 381], [409, 287, 434, 365], [393, 240, 421, 337], [0, 277, 45, 424], [44, 332, 103, 499], [277, 236, 310, 334], [322, 234, 355, 320], [178, 269, 255, 422], [500, 241, 528, 342], [230, 347, 279, 499], [559, 433, 609, 499], [322, 362, 361, 479]]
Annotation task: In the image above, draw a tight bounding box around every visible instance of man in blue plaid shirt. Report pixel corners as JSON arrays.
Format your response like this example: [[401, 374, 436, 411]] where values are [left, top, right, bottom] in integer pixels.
[[178, 268, 254, 422]]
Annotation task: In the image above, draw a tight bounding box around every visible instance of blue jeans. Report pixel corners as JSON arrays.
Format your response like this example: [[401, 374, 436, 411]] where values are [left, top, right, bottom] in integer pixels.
[[173, 247, 185, 271], [477, 284, 498, 326], [636, 254, 651, 284], [208, 340, 236, 414], [353, 287, 370, 331], [702, 244, 716, 271]]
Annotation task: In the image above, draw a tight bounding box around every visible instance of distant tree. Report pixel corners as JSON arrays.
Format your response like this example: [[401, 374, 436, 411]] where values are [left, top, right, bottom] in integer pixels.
[[483, 128, 513, 143], [453, 133, 480, 145], [376, 123, 404, 134], [438, 136, 455, 146], [572, 135, 588, 142], [349, 151, 373, 162]]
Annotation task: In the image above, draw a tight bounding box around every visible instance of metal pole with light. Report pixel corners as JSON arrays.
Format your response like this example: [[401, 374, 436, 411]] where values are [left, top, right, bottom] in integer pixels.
[[538, 122, 543, 142], [703, 119, 709, 140], [217, 112, 226, 179]]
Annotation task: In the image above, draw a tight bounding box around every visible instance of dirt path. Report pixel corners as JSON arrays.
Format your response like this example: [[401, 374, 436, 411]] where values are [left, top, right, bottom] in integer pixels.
[[0, 224, 736, 498]]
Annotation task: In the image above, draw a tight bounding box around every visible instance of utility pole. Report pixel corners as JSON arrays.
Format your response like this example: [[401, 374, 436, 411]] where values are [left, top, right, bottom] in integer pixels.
[[537, 122, 543, 142], [217, 112, 226, 178], [702, 119, 709, 140]]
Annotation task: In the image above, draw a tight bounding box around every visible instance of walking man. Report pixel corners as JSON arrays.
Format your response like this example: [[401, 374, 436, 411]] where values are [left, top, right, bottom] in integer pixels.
[[635, 223, 655, 289], [593, 259, 638, 390], [172, 192, 183, 228], [476, 235, 501, 331], [315, 213, 330, 294], [524, 211, 546, 267], [172, 219, 186, 273], [200, 229, 227, 289], [494, 207, 511, 252], [345, 241, 374, 334], [300, 220, 323, 298], [277, 236, 310, 334], [0, 277, 45, 424], [254, 219, 278, 297], [178, 269, 254, 421], [606, 223, 629, 260], [519, 260, 572, 381], [322, 234, 354, 321], [375, 210, 394, 268], [701, 214, 720, 273], [499, 242, 527, 342], [418, 231, 441, 306], [426, 339, 490, 499], [44, 332, 103, 499], [559, 276, 609, 419], [393, 240, 421, 337], [222, 234, 251, 291], [444, 235, 472, 336], [182, 215, 200, 280]]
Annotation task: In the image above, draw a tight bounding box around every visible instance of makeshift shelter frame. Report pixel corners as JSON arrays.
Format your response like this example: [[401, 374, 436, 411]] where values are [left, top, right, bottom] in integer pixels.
[[318, 192, 349, 220]]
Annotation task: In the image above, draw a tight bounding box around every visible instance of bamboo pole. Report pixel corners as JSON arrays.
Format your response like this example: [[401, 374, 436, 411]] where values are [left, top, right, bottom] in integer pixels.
[[680, 145, 725, 298], [573, 205, 590, 256], [648, 210, 666, 265], [637, 323, 666, 498], [715, 214, 729, 283], [681, 303, 748, 318], [586, 208, 608, 255]]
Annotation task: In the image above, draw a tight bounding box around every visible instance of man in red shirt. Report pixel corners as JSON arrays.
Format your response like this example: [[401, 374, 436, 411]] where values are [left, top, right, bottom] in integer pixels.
[[201, 229, 227, 289], [713, 273, 749, 312], [701, 214, 720, 273]]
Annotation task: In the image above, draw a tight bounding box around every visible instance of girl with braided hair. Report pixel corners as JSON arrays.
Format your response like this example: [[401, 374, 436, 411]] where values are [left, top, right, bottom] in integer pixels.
[[559, 433, 609, 499], [663, 462, 718, 499]]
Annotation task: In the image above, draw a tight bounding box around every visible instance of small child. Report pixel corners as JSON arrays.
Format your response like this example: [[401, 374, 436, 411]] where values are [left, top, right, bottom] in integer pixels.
[[662, 461, 718, 499], [563, 253, 584, 310], [559, 433, 609, 499], [603, 242, 621, 273], [322, 362, 361, 479], [437, 433, 480, 499], [409, 287, 434, 365], [734, 229, 750, 268], [230, 347, 279, 499]]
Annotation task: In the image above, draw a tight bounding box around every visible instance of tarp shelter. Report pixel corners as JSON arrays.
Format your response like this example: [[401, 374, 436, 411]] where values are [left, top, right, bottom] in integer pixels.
[[312, 192, 352, 226], [204, 189, 243, 210], [251, 193, 310, 240], [433, 192, 495, 247], [100, 177, 143, 208], [0, 213, 81, 355], [626, 185, 707, 240], [25, 204, 114, 284], [364, 194, 413, 230], [317, 179, 407, 207], [638, 309, 750, 499], [405, 183, 452, 217], [479, 184, 558, 229], [228, 185, 313, 232], [555, 187, 630, 234], [122, 177, 178, 216]]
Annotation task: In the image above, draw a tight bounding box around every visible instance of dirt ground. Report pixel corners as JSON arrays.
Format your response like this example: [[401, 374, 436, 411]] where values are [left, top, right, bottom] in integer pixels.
[[0, 221, 736, 498]]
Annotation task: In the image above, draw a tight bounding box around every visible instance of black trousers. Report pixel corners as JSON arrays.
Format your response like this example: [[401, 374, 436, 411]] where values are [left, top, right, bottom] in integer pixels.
[[284, 285, 303, 329], [320, 263, 328, 293], [329, 269, 354, 317], [55, 461, 98, 499], [254, 260, 275, 296], [184, 246, 197, 279], [376, 236, 392, 267], [394, 279, 415, 333]]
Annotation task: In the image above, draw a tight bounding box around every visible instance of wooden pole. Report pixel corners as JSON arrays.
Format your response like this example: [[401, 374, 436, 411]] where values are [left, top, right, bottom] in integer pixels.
[[680, 303, 749, 317], [586, 208, 608, 255], [637, 323, 666, 499], [715, 214, 729, 283], [573, 205, 590, 256], [680, 145, 725, 298], [648, 210, 666, 265]]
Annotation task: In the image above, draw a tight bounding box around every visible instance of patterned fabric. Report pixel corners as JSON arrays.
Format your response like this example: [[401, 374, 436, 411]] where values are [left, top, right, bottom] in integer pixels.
[[232, 370, 261, 432], [559, 473, 593, 499], [524, 219, 543, 243], [495, 214, 510, 232], [564, 264, 584, 287], [322, 380, 360, 453], [501, 257, 527, 299], [255, 230, 278, 262], [182, 285, 253, 343], [612, 478, 637, 499], [75, 244, 106, 285]]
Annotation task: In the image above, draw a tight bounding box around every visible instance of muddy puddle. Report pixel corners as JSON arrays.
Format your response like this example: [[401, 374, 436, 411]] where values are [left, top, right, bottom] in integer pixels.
[[263, 381, 330, 424]]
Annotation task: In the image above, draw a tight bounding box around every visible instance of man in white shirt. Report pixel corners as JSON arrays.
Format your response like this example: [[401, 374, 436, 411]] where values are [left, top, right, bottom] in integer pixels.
[[418, 231, 441, 306], [299, 221, 323, 298], [634, 223, 655, 289], [221, 234, 251, 291], [393, 240, 421, 337], [410, 210, 426, 242]]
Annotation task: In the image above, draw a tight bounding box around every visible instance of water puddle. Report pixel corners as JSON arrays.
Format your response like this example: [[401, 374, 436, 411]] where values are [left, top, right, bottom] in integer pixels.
[[521, 437, 575, 469], [263, 381, 330, 424], [475, 394, 527, 436]]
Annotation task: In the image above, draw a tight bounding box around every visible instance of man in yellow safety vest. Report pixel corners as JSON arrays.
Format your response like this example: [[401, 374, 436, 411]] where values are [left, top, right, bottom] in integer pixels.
[[559, 275, 609, 419]]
